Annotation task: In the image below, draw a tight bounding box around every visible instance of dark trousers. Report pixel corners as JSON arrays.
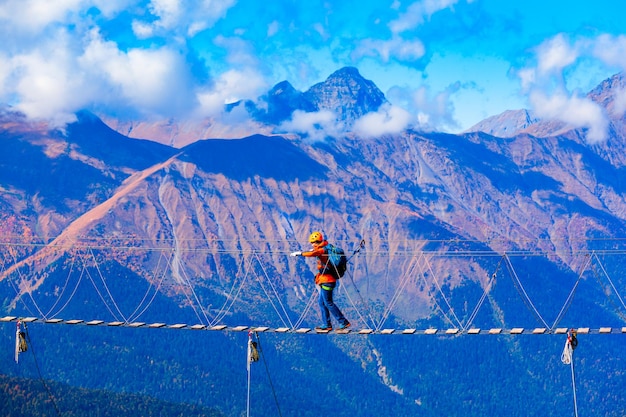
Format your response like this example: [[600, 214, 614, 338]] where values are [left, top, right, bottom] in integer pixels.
[[318, 282, 349, 327]]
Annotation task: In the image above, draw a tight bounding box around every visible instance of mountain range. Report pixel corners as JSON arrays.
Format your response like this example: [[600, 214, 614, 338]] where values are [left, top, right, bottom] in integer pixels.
[[1, 67, 626, 416]]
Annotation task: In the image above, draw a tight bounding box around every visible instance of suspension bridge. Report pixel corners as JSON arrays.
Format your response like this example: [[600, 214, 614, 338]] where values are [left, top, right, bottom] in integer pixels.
[[3, 236, 626, 417], [1, 236, 626, 337]]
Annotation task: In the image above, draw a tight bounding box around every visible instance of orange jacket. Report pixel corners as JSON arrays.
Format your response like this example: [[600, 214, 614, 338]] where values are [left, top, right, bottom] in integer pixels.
[[301, 240, 337, 285]]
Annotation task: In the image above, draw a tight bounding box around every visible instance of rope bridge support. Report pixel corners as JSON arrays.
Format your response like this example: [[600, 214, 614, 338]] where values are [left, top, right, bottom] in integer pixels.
[[2, 316, 626, 336]]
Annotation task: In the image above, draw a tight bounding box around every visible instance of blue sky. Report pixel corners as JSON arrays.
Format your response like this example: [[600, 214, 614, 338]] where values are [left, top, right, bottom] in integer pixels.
[[1, 0, 625, 141]]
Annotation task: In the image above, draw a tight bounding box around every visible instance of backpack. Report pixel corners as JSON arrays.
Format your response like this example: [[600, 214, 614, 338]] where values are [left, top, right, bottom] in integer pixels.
[[325, 244, 347, 278]]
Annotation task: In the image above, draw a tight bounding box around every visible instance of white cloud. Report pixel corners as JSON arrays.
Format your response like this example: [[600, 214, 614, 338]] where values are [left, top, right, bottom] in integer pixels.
[[592, 34, 626, 69], [535, 33, 580, 76], [530, 90, 608, 144], [133, 0, 236, 38], [267, 21, 280, 37], [612, 88, 626, 117], [279, 110, 343, 141], [353, 104, 412, 137], [7, 31, 94, 126], [0, 0, 84, 33], [353, 36, 425, 63], [515, 33, 626, 143], [79, 30, 195, 117], [90, 0, 135, 18], [389, 0, 460, 34], [0, 53, 11, 98], [196, 69, 266, 117], [148, 0, 182, 30], [386, 83, 459, 132]]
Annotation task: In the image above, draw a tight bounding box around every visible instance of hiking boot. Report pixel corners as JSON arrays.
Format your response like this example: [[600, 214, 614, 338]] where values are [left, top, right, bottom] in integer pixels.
[[339, 322, 351, 330], [315, 325, 333, 331]]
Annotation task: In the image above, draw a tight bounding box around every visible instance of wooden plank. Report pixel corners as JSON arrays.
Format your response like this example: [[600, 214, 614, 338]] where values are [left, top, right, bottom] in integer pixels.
[[86, 320, 104, 326], [231, 325, 249, 332], [65, 319, 84, 325], [169, 324, 187, 329], [466, 328, 480, 334], [510, 328, 524, 334], [148, 323, 166, 328], [275, 327, 290, 333], [532, 328, 547, 334], [488, 328, 502, 334], [189, 324, 205, 330], [402, 328, 416, 334], [0, 316, 17, 322], [45, 319, 63, 324], [107, 321, 124, 327], [424, 328, 438, 335]]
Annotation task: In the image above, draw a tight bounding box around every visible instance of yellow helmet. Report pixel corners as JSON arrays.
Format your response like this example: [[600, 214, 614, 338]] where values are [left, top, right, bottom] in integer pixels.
[[309, 231, 324, 244]]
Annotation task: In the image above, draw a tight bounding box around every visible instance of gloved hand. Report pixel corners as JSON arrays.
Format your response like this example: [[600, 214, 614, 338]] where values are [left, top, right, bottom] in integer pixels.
[[290, 251, 302, 257]]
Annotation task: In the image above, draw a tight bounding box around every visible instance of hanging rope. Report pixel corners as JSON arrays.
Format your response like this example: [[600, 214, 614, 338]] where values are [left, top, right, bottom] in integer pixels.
[[16, 321, 62, 417], [560, 329, 579, 417], [251, 332, 283, 417]]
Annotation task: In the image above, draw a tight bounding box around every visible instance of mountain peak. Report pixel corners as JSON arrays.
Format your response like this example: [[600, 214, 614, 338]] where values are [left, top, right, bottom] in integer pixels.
[[304, 66, 387, 123], [464, 109, 540, 138]]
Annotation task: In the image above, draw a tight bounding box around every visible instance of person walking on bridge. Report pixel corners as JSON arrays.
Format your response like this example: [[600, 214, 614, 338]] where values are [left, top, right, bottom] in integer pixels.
[[291, 231, 350, 331]]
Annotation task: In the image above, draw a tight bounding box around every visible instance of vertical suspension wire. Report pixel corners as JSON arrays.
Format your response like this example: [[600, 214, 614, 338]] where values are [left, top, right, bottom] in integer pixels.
[[176, 253, 213, 325], [211, 255, 254, 326], [88, 247, 128, 323], [551, 253, 592, 329], [292, 290, 317, 329], [43, 246, 78, 318], [339, 277, 374, 329], [376, 252, 424, 331], [413, 254, 460, 329], [422, 256, 464, 329], [589, 252, 626, 322], [6, 247, 45, 319], [127, 249, 173, 323], [252, 252, 295, 329], [503, 254, 549, 329], [463, 255, 504, 332]]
